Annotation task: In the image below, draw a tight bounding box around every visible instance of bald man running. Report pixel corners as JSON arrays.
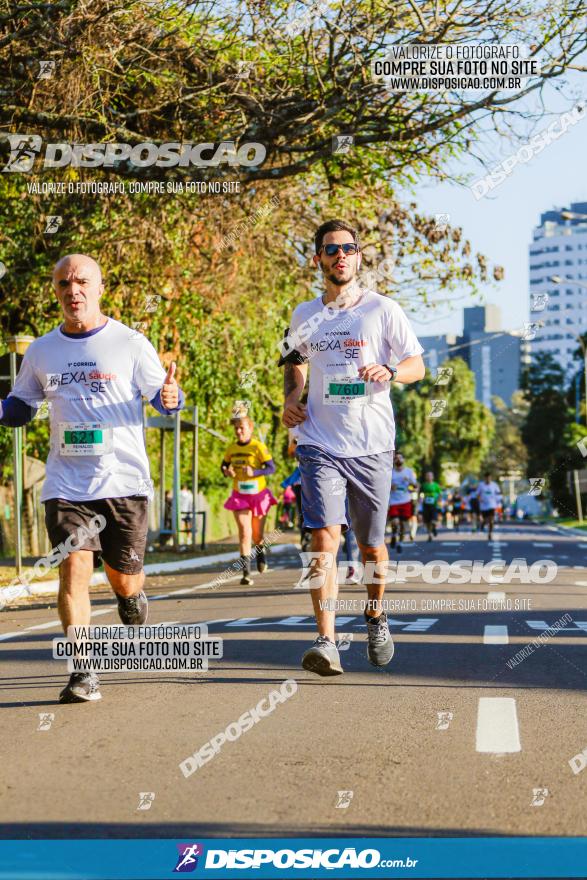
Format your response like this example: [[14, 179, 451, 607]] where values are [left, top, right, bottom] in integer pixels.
[[0, 254, 184, 703]]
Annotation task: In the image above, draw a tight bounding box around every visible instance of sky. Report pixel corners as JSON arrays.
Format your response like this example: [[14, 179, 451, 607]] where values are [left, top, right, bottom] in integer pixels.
[[408, 80, 587, 339]]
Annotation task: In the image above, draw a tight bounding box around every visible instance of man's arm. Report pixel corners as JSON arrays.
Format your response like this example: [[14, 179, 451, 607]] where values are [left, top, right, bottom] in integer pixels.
[[0, 397, 36, 427], [359, 354, 425, 385], [394, 355, 425, 384], [282, 362, 308, 428]]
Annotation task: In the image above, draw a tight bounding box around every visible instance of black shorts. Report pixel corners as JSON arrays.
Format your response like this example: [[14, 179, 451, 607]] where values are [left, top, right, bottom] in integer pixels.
[[482, 508, 495, 521], [422, 503, 437, 523], [44, 496, 148, 574]]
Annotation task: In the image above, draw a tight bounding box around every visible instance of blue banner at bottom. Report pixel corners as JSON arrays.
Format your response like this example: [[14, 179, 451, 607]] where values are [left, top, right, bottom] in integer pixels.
[[1, 837, 586, 879]]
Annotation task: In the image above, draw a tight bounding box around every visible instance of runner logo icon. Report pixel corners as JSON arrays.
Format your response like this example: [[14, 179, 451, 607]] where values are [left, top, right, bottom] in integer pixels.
[[174, 843, 203, 872]]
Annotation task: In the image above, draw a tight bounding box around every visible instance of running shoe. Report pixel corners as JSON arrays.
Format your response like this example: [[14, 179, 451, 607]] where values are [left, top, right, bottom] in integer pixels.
[[432, 523, 437, 537], [365, 611, 395, 667], [301, 635, 343, 676], [59, 671, 101, 703], [116, 590, 148, 625], [240, 572, 254, 585], [255, 546, 268, 573], [428, 534, 432, 542]]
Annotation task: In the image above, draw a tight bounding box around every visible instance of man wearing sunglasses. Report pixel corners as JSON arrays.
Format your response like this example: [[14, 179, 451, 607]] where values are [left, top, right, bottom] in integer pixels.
[[281, 219, 425, 676]]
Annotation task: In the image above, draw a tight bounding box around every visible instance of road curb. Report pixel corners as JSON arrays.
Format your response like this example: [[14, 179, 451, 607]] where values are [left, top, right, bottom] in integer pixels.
[[547, 523, 587, 537], [0, 542, 299, 607]]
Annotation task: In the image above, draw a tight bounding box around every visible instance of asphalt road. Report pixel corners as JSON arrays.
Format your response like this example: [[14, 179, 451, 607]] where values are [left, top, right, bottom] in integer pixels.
[[1, 520, 586, 840]]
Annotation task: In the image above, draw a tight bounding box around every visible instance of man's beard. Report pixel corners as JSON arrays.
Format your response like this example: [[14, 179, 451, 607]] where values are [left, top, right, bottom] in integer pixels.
[[324, 267, 356, 287]]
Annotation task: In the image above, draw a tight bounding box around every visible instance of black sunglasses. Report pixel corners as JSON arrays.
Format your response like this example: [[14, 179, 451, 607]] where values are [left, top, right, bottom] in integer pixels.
[[319, 243, 359, 256]]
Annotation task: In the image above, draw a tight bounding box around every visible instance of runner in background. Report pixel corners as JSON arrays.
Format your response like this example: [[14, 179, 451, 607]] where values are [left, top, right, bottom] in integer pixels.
[[409, 483, 420, 541], [477, 471, 502, 541], [222, 409, 277, 584], [467, 480, 480, 532], [421, 471, 442, 542], [388, 452, 418, 554], [452, 487, 464, 532], [286, 429, 311, 551]]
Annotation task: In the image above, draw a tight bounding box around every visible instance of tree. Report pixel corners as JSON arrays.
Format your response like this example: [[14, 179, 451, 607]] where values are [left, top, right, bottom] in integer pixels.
[[482, 392, 528, 477], [393, 357, 495, 479], [521, 352, 575, 512]]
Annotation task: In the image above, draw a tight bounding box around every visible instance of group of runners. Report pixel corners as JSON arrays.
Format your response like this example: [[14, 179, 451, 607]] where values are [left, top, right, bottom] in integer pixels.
[[387, 459, 504, 549], [0, 219, 503, 697]]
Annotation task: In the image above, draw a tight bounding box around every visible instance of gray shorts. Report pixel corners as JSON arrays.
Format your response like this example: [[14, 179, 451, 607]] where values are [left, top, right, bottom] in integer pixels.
[[295, 444, 394, 547]]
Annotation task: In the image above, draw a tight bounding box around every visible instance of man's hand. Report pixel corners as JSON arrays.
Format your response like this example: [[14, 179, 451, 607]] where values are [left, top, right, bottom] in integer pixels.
[[243, 465, 254, 477], [222, 464, 236, 478], [282, 399, 307, 428], [161, 361, 179, 410], [358, 363, 392, 383]]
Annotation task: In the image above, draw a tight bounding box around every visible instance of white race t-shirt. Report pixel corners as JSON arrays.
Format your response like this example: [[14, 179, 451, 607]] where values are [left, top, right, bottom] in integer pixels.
[[389, 466, 417, 505], [477, 481, 502, 512], [288, 289, 423, 457], [180, 489, 194, 514], [8, 318, 167, 502]]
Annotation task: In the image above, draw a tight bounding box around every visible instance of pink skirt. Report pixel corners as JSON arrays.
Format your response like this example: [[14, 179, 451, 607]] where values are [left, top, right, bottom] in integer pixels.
[[224, 487, 278, 517]]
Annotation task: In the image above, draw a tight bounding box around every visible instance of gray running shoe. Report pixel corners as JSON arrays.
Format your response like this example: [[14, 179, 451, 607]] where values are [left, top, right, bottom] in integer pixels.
[[301, 635, 343, 676], [59, 671, 101, 703], [365, 611, 395, 666], [117, 590, 148, 625]]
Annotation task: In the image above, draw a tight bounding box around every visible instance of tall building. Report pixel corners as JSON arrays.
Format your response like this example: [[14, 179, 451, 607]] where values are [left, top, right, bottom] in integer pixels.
[[529, 201, 587, 374], [419, 305, 528, 409]]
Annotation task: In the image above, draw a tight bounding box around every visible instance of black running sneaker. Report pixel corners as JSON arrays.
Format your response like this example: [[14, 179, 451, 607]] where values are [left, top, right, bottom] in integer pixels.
[[116, 590, 148, 625], [255, 545, 268, 573], [365, 611, 395, 667], [59, 671, 101, 703], [240, 571, 254, 585]]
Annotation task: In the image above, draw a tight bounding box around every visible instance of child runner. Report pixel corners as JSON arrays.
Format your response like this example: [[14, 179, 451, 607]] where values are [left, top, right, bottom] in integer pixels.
[[221, 409, 277, 584]]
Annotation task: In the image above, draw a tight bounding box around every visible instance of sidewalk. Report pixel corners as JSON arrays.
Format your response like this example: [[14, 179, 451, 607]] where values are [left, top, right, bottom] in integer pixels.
[[0, 530, 300, 609]]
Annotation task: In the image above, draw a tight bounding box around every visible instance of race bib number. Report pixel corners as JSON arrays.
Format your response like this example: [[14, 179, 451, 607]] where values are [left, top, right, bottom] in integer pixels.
[[424, 495, 435, 505], [238, 479, 260, 495], [58, 422, 113, 456], [323, 374, 370, 406]]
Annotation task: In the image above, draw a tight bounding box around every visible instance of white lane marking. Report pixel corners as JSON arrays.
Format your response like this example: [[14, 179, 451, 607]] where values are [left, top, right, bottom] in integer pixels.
[[533, 542, 553, 547], [0, 575, 241, 643], [579, 544, 587, 549], [487, 591, 506, 602], [576, 581, 587, 587], [483, 625, 509, 645], [476, 697, 521, 753]]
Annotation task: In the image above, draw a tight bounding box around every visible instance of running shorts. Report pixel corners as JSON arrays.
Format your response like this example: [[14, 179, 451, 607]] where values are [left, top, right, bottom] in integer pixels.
[[422, 503, 438, 524], [296, 444, 394, 547], [44, 495, 148, 574], [388, 501, 413, 520]]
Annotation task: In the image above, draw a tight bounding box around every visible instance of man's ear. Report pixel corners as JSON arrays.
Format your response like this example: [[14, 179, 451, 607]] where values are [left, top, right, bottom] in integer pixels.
[[98, 283, 105, 299], [312, 253, 321, 268], [357, 252, 362, 271]]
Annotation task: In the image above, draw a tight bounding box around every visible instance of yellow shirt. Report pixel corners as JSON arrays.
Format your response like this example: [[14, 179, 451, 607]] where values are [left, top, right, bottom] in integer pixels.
[[223, 438, 272, 494]]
